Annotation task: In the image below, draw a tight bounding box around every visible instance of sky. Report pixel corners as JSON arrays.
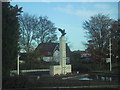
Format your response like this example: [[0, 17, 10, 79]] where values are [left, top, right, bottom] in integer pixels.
[[11, 1, 118, 51]]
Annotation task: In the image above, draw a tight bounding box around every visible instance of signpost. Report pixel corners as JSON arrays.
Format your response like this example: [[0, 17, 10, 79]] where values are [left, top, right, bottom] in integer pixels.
[[17, 54, 20, 75], [106, 58, 110, 63], [109, 31, 112, 71], [106, 29, 112, 71]]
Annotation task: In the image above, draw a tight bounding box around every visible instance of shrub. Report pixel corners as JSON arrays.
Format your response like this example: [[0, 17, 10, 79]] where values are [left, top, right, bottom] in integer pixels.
[[2, 75, 28, 89]]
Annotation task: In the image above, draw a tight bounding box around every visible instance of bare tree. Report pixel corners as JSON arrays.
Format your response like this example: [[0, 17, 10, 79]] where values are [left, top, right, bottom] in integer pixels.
[[35, 16, 58, 44], [19, 13, 39, 53], [19, 13, 58, 53], [83, 13, 112, 65]]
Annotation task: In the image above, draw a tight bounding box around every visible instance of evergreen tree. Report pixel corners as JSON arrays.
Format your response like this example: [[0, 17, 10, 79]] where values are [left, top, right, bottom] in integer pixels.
[[2, 2, 22, 78]]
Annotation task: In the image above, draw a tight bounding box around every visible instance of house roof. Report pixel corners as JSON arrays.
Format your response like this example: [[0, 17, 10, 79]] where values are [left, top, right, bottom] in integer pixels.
[[72, 50, 91, 57], [35, 43, 71, 57], [72, 50, 86, 54]]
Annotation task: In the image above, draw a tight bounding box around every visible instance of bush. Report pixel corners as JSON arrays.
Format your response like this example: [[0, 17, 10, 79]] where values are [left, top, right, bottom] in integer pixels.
[[2, 75, 28, 89], [20, 60, 50, 69], [72, 63, 92, 72]]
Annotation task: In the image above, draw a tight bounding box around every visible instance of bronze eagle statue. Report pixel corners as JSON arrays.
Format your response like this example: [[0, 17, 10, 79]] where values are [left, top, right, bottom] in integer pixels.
[[58, 28, 66, 36]]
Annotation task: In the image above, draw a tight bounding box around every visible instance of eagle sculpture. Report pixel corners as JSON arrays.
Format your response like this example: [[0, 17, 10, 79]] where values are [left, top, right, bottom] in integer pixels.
[[58, 28, 66, 36]]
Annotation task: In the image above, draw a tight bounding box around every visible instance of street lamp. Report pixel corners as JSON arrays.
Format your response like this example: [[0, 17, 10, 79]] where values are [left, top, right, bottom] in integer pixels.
[[17, 54, 20, 75], [109, 37, 112, 71], [109, 28, 112, 71]]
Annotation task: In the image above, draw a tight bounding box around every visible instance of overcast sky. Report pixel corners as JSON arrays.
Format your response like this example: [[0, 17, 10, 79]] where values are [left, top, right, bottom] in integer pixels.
[[11, 1, 118, 51]]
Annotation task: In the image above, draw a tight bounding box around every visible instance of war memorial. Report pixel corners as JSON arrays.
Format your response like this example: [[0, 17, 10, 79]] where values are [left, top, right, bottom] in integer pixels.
[[50, 28, 72, 76]]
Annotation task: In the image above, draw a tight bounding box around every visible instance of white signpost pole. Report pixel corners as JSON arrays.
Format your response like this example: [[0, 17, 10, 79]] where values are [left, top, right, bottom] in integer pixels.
[[109, 28, 112, 72], [17, 54, 20, 75], [109, 37, 112, 71]]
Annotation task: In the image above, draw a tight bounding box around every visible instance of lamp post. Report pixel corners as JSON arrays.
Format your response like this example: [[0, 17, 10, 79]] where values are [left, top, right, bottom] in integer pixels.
[[109, 38, 112, 71], [109, 29, 112, 71], [17, 54, 20, 75]]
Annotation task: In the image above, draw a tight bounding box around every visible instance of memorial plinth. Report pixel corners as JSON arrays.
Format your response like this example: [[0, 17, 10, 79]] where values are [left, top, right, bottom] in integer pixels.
[[50, 29, 72, 76]]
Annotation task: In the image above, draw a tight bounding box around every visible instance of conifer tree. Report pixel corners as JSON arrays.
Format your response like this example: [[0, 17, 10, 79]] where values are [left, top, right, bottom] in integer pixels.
[[2, 2, 22, 78]]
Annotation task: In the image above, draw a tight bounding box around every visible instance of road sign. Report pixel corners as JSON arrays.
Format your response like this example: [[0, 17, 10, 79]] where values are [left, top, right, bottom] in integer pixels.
[[106, 58, 110, 63]]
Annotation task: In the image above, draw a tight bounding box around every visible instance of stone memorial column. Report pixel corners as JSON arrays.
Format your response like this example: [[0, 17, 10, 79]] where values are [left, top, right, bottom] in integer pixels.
[[59, 36, 66, 74], [50, 28, 71, 76]]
